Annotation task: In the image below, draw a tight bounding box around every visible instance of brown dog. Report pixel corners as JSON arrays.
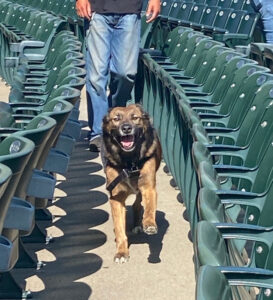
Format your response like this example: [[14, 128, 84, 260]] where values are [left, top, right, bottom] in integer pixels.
[[102, 104, 162, 263]]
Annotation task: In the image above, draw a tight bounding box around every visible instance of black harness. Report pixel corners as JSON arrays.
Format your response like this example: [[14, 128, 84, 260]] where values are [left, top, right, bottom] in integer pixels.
[[106, 166, 140, 193], [106, 157, 151, 193]]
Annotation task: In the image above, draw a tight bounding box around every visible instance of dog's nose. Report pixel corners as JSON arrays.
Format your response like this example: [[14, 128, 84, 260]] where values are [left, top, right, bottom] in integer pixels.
[[121, 123, 132, 134]]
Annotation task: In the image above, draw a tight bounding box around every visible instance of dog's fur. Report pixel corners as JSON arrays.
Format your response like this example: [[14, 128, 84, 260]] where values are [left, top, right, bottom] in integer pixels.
[[102, 104, 162, 263]]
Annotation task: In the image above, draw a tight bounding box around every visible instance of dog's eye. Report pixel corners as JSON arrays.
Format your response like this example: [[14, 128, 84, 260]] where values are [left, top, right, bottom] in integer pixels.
[[132, 116, 140, 121], [113, 116, 120, 121]]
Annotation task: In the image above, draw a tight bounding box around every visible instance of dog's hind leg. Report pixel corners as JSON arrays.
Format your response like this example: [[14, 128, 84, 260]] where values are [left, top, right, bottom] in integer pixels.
[[132, 193, 143, 234], [110, 193, 130, 263]]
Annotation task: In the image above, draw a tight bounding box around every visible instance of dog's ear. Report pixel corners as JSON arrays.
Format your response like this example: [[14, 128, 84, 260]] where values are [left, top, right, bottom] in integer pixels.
[[102, 107, 114, 125], [135, 104, 150, 120], [102, 113, 110, 125], [102, 108, 113, 135]]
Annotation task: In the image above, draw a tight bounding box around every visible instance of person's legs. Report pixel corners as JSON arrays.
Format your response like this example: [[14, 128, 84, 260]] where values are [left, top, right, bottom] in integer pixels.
[[85, 13, 112, 139], [260, 1, 273, 43], [109, 14, 141, 107]]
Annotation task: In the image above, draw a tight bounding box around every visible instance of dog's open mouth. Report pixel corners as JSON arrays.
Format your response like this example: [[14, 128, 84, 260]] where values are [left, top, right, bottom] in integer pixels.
[[119, 135, 135, 151]]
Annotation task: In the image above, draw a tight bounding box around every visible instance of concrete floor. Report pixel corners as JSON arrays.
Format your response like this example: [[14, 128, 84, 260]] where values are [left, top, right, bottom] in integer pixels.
[[1, 82, 195, 300]]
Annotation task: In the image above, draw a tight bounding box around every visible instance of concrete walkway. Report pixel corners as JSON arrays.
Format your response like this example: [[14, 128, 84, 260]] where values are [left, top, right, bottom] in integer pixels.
[[2, 83, 195, 300]]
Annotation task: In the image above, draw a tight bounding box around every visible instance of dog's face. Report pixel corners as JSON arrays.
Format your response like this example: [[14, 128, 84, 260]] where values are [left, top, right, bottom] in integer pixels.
[[103, 104, 150, 153]]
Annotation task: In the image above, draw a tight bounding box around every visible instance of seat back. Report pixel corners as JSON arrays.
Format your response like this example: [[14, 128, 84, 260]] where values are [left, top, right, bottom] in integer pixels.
[[199, 6, 219, 26], [200, 50, 242, 93], [218, 67, 271, 117], [176, 2, 194, 22], [160, 0, 173, 17], [36, 99, 73, 168], [168, 1, 183, 19], [234, 82, 273, 149], [211, 7, 232, 29], [189, 46, 227, 85], [0, 136, 34, 232], [217, 0, 232, 7], [196, 265, 232, 300], [13, 116, 57, 198], [224, 10, 246, 33], [230, 0, 244, 10], [188, 3, 207, 24], [183, 39, 222, 78], [0, 163, 12, 227], [209, 59, 257, 107], [237, 12, 259, 35]]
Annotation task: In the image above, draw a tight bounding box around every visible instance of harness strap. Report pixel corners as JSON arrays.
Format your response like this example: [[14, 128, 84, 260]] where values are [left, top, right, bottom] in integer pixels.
[[106, 168, 140, 193]]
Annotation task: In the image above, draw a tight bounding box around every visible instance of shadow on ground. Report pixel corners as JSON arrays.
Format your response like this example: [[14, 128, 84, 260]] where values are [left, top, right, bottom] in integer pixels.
[[127, 209, 169, 264], [14, 134, 109, 300]]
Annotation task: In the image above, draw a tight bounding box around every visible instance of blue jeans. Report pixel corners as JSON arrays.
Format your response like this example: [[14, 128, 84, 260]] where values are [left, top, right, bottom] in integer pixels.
[[253, 0, 273, 43], [85, 13, 141, 139], [260, 1, 273, 43]]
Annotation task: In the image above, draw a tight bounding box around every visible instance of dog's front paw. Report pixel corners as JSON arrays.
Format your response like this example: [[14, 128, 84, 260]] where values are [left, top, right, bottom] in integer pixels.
[[114, 253, 129, 264], [143, 225, 158, 235]]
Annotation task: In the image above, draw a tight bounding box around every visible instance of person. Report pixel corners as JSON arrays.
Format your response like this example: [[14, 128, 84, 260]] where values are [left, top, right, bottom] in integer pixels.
[[76, 0, 161, 151], [252, 0, 273, 43]]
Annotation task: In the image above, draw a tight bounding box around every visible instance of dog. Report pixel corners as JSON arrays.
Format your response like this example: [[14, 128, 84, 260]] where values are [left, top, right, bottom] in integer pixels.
[[102, 104, 162, 263]]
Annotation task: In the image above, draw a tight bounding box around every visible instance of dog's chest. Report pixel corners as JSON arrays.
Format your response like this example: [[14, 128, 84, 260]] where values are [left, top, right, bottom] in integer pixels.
[[124, 175, 140, 194]]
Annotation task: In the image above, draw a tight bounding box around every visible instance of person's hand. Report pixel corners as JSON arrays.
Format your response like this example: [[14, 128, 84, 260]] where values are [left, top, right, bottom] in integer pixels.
[[76, 0, 92, 20], [146, 0, 161, 23]]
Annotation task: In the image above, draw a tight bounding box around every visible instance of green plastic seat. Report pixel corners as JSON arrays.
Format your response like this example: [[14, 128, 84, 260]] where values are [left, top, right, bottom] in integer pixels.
[[146, 26, 194, 67], [196, 220, 273, 295], [0, 163, 12, 233], [249, 43, 267, 66], [1, 116, 57, 199], [213, 12, 260, 48], [181, 83, 273, 228], [191, 79, 273, 146], [9, 13, 68, 61], [263, 45, 273, 73], [191, 6, 220, 31], [180, 3, 207, 27], [195, 133, 273, 225], [151, 30, 203, 68], [175, 50, 243, 96], [0, 136, 34, 233], [168, 2, 195, 27], [9, 66, 85, 105], [196, 264, 273, 300], [191, 66, 271, 117], [230, 0, 244, 10], [189, 58, 259, 109], [211, 9, 247, 36], [202, 7, 232, 35], [196, 265, 232, 300]]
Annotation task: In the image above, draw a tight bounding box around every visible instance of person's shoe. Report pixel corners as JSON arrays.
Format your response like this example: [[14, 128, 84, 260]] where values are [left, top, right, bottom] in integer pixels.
[[89, 135, 102, 152]]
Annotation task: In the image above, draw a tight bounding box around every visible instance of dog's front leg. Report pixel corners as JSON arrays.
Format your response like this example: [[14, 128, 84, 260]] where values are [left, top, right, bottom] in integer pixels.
[[110, 193, 129, 263], [139, 158, 158, 235], [140, 187, 158, 235]]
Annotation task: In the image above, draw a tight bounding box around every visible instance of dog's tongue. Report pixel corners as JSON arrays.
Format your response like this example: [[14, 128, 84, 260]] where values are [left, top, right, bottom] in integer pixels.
[[120, 135, 134, 150]]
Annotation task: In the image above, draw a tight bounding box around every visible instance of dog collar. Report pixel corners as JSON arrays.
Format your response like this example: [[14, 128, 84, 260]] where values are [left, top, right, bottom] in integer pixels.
[[106, 167, 140, 193]]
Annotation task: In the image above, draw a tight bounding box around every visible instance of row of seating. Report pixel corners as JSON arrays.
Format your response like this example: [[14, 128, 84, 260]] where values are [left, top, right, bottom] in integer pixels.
[[0, 0, 85, 298], [139, 12, 273, 299], [141, 0, 261, 50], [6, 0, 83, 42], [142, 0, 256, 12]]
